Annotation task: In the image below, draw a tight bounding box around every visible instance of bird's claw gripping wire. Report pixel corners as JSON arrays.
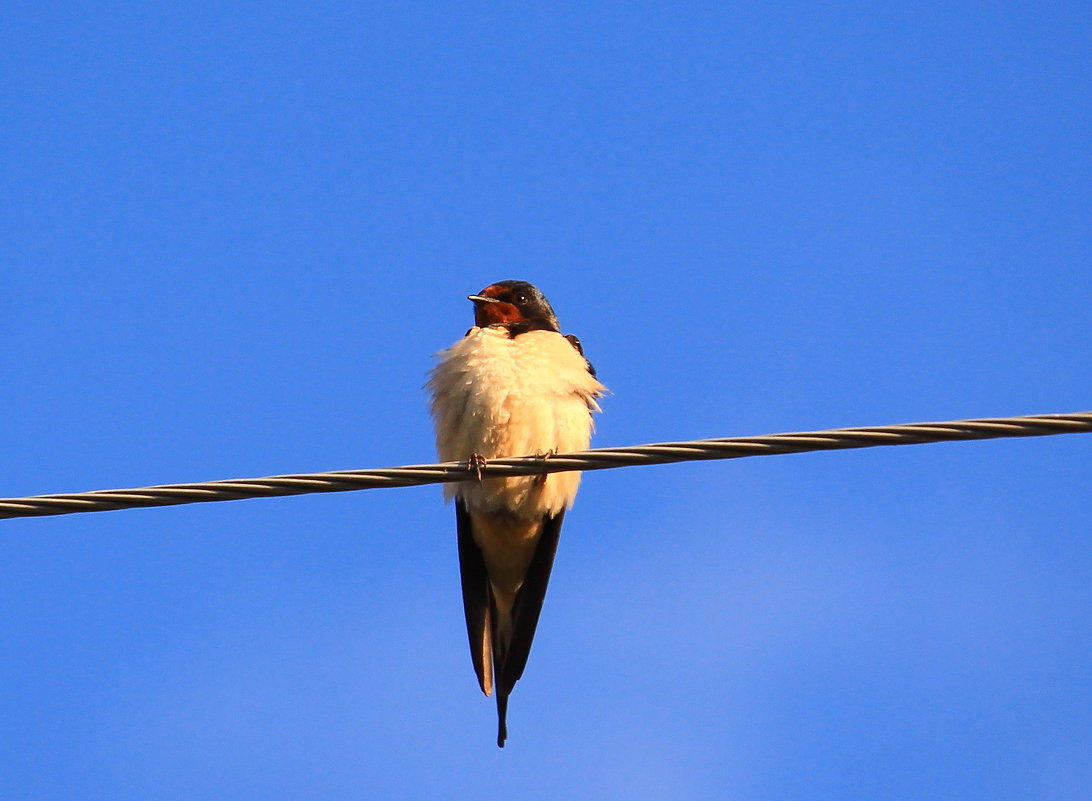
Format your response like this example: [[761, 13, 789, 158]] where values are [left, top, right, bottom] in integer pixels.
[[468, 453, 488, 483], [534, 450, 555, 487]]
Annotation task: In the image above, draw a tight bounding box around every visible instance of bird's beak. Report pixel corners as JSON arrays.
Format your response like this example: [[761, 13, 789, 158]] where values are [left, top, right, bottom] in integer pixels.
[[467, 294, 501, 304]]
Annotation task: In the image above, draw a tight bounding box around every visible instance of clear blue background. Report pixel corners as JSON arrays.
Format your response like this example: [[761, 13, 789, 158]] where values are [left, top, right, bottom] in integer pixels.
[[2, 2, 1090, 798]]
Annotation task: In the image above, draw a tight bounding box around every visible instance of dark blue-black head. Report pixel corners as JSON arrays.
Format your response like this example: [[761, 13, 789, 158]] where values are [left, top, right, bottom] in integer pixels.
[[467, 280, 561, 332]]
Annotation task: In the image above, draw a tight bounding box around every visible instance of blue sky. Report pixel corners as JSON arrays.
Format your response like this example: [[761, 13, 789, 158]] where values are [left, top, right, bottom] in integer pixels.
[[2, 2, 1090, 798]]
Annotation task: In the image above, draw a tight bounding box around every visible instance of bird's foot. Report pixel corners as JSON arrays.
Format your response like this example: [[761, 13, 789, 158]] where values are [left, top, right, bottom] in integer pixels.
[[468, 453, 488, 483], [534, 450, 555, 487]]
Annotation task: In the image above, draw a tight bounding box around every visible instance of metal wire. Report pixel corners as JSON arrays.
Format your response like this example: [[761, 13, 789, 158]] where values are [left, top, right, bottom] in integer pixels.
[[1, 411, 1089, 521]]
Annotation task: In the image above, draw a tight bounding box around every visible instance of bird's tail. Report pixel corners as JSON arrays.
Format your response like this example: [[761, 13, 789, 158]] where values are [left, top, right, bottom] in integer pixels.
[[489, 511, 566, 748], [496, 692, 509, 747]]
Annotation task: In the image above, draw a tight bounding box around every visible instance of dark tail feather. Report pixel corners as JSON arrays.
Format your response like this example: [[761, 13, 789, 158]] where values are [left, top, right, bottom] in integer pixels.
[[489, 511, 565, 747], [496, 692, 509, 747]]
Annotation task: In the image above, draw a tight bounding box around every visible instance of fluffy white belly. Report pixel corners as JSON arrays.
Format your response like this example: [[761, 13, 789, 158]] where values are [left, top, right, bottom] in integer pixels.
[[428, 327, 606, 518]]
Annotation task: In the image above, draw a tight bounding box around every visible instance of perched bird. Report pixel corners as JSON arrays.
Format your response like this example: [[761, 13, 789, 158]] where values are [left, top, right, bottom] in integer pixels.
[[427, 280, 606, 747]]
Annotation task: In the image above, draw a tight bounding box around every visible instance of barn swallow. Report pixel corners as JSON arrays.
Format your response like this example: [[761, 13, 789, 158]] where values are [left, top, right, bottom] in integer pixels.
[[427, 280, 606, 747]]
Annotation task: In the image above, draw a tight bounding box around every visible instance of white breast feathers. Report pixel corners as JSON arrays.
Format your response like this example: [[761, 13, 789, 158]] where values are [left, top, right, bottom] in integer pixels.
[[427, 327, 607, 519]]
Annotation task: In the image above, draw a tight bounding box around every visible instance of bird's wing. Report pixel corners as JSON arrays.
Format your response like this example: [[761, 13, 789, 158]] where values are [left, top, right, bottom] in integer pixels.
[[563, 334, 597, 377], [456, 500, 493, 696], [496, 510, 565, 697]]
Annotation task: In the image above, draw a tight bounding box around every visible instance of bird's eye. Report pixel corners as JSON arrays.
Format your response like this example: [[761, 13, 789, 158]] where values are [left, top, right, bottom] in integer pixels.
[[515, 294, 528, 304]]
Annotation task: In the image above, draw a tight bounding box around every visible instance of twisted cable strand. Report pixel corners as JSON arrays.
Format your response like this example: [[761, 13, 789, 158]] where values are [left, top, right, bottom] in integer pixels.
[[1, 411, 1089, 520]]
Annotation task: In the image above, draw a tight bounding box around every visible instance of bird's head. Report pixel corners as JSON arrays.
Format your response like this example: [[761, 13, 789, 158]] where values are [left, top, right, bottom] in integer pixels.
[[467, 281, 560, 332]]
